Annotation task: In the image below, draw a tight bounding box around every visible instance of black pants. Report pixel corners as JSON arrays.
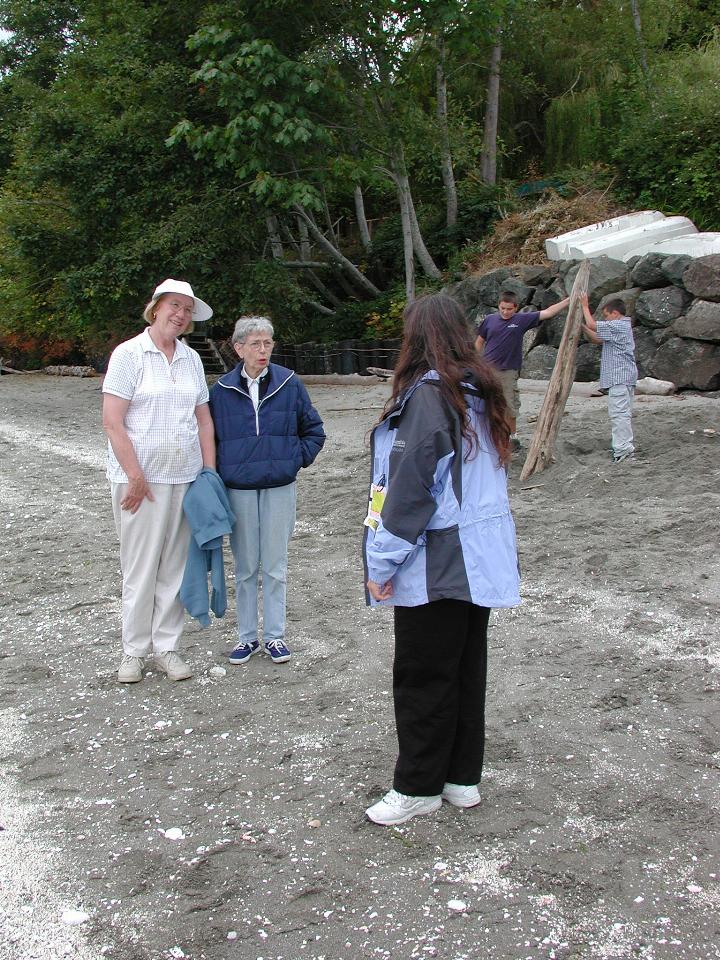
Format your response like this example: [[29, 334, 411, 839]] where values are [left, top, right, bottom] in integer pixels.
[[392, 599, 489, 797]]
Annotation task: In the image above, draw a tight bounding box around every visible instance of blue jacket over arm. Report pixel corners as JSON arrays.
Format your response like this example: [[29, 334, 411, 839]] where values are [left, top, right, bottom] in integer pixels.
[[179, 468, 236, 626]]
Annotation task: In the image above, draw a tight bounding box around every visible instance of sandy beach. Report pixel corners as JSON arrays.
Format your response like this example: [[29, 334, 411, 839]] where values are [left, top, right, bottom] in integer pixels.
[[0, 373, 718, 960]]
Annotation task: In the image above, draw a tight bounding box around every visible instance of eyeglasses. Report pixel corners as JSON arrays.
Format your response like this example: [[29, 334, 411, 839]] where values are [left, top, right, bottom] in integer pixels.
[[244, 339, 274, 350]]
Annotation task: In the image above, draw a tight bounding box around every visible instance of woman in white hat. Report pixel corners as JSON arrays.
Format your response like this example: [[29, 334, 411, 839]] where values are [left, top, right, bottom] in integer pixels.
[[102, 279, 216, 683]]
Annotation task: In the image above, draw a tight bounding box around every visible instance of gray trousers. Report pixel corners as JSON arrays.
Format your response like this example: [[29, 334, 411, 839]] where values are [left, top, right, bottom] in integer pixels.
[[608, 384, 634, 456]]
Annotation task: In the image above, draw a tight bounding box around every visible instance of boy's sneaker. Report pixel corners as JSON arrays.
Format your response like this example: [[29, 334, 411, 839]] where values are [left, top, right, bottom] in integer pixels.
[[154, 651, 192, 681], [365, 789, 442, 826], [612, 451, 635, 463], [442, 782, 481, 808], [228, 639, 260, 665], [118, 655, 144, 683], [264, 639, 291, 663]]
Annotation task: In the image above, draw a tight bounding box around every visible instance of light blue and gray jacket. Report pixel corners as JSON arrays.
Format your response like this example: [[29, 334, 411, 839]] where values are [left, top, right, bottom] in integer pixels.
[[363, 371, 521, 609]]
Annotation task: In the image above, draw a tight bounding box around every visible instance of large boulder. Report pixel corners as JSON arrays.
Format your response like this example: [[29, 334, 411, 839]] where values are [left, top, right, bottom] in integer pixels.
[[649, 337, 720, 390], [522, 323, 543, 357], [635, 286, 692, 328], [516, 264, 555, 287], [445, 267, 512, 312], [541, 282, 570, 347], [532, 284, 563, 312], [522, 345, 557, 379], [596, 287, 643, 320], [630, 253, 667, 289], [672, 300, 720, 343], [500, 278, 535, 307], [575, 342, 601, 381], [565, 256, 628, 308], [633, 326, 663, 378], [682, 255, 720, 301], [661, 254, 693, 287], [557, 259, 579, 281]]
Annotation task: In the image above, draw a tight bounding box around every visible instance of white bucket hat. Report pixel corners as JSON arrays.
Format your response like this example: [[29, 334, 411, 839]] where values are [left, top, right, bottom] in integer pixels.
[[150, 279, 213, 323]]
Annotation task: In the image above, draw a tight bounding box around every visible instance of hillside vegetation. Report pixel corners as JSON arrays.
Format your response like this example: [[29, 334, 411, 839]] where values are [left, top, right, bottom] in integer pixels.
[[0, 0, 718, 365]]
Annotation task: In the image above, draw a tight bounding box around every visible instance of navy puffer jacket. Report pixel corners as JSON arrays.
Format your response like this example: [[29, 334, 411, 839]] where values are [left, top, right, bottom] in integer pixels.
[[209, 363, 325, 489]]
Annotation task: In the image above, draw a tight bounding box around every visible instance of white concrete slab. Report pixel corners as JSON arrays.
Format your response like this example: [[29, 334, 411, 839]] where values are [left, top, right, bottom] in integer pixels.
[[544, 211, 665, 260], [620, 231, 720, 261], [567, 216, 697, 260]]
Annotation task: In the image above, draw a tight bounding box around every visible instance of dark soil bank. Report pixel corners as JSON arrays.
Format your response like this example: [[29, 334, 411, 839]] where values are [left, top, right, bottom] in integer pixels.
[[0, 375, 718, 960]]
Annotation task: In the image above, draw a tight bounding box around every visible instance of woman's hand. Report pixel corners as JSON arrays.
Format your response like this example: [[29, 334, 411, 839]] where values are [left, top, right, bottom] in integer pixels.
[[121, 475, 155, 513], [367, 579, 393, 601]]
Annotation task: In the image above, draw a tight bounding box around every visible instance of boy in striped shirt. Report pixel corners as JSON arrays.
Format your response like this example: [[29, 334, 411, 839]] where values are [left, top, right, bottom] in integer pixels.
[[580, 293, 638, 463]]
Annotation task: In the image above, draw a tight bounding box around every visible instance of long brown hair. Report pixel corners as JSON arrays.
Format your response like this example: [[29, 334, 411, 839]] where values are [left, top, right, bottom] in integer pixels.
[[383, 293, 511, 465]]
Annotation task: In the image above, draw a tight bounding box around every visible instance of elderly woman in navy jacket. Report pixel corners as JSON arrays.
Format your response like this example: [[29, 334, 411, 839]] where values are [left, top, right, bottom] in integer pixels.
[[209, 316, 325, 664]]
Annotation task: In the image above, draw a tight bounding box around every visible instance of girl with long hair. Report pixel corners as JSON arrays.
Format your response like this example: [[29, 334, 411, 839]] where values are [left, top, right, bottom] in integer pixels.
[[363, 293, 520, 825]]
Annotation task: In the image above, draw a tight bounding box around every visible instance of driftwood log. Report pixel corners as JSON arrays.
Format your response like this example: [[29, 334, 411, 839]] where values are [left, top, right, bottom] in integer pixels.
[[44, 365, 98, 378], [1, 357, 23, 374], [520, 259, 590, 481], [366, 366, 394, 380]]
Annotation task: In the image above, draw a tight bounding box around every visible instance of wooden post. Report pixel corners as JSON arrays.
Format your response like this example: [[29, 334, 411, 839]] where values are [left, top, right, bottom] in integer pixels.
[[520, 260, 590, 481]]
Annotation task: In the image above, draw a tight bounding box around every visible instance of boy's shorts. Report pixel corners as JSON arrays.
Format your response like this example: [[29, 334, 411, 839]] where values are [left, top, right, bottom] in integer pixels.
[[495, 368, 520, 418]]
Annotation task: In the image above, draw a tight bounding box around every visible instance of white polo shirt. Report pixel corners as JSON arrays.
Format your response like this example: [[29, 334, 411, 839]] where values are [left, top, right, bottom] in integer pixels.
[[103, 328, 209, 483]]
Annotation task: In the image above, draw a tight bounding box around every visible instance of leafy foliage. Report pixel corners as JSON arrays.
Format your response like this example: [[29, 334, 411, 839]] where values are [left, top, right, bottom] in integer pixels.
[[611, 34, 720, 229], [0, 0, 718, 365]]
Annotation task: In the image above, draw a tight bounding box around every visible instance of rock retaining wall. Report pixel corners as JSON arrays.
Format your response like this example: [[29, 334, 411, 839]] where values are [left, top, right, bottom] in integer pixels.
[[444, 253, 720, 391]]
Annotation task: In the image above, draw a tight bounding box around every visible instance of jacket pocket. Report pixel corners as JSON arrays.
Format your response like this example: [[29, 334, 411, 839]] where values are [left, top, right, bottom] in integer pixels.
[[425, 525, 472, 602]]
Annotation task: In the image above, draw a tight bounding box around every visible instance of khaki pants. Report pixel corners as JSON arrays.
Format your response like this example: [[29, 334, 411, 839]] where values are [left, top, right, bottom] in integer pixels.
[[495, 368, 520, 418], [111, 482, 191, 657]]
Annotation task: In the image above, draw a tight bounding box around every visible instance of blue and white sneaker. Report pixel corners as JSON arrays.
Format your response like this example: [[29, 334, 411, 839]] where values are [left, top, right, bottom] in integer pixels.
[[228, 639, 260, 665], [264, 639, 291, 663]]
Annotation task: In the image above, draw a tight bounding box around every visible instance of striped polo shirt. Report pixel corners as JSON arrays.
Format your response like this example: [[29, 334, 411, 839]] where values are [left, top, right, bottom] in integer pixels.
[[595, 317, 638, 389]]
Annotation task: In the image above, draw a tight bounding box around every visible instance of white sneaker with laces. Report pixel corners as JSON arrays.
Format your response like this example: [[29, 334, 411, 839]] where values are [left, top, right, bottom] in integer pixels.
[[442, 782, 481, 808], [118, 655, 145, 683], [366, 789, 442, 825], [154, 651, 192, 681]]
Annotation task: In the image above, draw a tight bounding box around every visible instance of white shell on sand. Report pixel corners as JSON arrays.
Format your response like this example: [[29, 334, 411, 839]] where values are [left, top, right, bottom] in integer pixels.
[[162, 828, 185, 841], [209, 666, 227, 678], [447, 900, 468, 912], [61, 910, 89, 926]]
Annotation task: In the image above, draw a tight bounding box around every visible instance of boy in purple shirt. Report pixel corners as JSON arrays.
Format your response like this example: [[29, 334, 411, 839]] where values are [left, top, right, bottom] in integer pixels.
[[475, 290, 570, 446]]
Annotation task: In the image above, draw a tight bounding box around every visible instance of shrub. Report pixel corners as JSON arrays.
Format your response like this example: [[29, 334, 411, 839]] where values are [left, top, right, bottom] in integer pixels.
[[611, 36, 720, 230]]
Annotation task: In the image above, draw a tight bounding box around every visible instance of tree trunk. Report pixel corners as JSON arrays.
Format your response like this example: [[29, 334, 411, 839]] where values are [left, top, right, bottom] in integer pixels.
[[393, 144, 441, 280], [436, 35, 458, 228], [308, 300, 335, 316], [396, 177, 416, 302], [520, 261, 590, 481], [265, 214, 284, 259], [293, 205, 381, 298], [480, 30, 502, 186], [354, 184, 372, 252], [296, 214, 311, 260], [321, 186, 338, 246], [630, 0, 651, 80], [280, 223, 343, 309]]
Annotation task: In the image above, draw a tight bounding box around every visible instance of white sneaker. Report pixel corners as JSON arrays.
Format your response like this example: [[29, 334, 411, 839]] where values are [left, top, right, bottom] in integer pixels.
[[118, 655, 145, 683], [442, 782, 481, 808], [366, 789, 441, 825], [154, 651, 192, 681]]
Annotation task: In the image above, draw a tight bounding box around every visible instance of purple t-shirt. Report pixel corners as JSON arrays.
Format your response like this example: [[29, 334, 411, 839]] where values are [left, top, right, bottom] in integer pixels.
[[477, 310, 542, 371]]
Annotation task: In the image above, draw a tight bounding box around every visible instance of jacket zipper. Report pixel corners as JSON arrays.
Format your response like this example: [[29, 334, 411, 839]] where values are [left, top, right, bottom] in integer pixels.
[[217, 372, 295, 437]]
